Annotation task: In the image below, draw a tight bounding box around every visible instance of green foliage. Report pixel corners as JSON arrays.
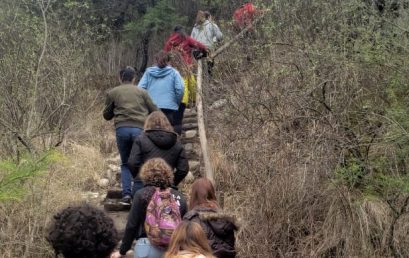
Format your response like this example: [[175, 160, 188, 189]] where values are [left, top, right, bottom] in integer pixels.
[[334, 159, 366, 189], [0, 151, 62, 202], [124, 0, 187, 38]]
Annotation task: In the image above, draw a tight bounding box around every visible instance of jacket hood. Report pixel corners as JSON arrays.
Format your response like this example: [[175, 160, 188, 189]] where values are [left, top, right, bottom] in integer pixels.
[[145, 130, 177, 149], [185, 207, 239, 236], [146, 66, 174, 78]]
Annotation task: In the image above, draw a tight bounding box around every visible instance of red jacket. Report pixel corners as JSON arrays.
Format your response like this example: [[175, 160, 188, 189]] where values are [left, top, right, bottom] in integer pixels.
[[233, 3, 256, 29], [164, 32, 207, 65]]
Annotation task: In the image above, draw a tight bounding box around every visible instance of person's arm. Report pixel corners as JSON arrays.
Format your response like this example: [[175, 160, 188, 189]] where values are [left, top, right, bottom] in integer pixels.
[[143, 91, 158, 113], [212, 23, 223, 41], [128, 136, 143, 178], [119, 193, 144, 255], [191, 26, 198, 39], [138, 71, 149, 89], [103, 93, 114, 120], [174, 147, 189, 186], [187, 36, 208, 52], [174, 190, 188, 217], [174, 70, 184, 104]]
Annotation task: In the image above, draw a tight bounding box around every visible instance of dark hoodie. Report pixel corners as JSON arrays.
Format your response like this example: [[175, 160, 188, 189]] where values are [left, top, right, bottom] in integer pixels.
[[128, 129, 189, 185], [184, 207, 239, 258]]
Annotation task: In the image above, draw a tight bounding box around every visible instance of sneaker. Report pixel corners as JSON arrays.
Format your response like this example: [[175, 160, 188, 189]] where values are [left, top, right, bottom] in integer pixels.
[[119, 195, 132, 206]]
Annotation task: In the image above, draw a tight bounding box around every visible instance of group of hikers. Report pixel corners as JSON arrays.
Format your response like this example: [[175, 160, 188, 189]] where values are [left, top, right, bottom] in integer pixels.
[[45, 3, 261, 258], [48, 174, 238, 258], [102, 8, 229, 206]]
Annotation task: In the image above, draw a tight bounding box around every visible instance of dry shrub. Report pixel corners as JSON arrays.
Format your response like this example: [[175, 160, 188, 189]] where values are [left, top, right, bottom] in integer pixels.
[[0, 117, 107, 258], [205, 1, 409, 256]]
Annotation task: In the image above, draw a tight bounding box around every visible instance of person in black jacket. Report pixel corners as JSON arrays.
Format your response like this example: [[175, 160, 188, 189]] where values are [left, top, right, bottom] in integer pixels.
[[184, 178, 238, 258], [111, 158, 188, 258], [128, 111, 189, 195]]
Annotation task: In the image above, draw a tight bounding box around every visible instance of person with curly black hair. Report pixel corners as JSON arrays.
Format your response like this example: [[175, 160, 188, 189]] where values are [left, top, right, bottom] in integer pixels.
[[47, 204, 119, 258]]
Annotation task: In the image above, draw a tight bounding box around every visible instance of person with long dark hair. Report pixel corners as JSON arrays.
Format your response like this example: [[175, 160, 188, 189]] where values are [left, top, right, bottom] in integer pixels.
[[184, 178, 239, 258], [164, 25, 208, 66]]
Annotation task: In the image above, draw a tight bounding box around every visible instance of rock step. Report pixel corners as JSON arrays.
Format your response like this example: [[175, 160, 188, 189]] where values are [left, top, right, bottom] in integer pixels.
[[104, 199, 131, 211], [181, 137, 199, 144], [183, 123, 198, 131], [186, 151, 200, 160], [184, 109, 197, 117], [106, 211, 129, 239], [182, 117, 197, 124], [107, 188, 122, 199]]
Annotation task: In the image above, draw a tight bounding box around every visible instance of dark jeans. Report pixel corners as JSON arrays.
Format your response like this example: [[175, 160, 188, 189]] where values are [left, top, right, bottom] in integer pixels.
[[115, 127, 143, 197], [173, 103, 186, 135]]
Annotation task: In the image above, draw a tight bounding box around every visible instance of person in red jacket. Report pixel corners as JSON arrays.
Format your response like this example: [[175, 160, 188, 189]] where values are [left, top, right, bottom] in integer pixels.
[[164, 25, 208, 66], [233, 2, 257, 31]]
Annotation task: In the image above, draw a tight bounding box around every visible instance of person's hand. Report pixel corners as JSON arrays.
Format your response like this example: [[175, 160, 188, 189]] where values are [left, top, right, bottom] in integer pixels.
[[110, 251, 122, 258]]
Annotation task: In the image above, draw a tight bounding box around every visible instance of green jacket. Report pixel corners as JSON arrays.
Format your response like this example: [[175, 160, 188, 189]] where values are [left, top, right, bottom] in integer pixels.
[[103, 84, 158, 129]]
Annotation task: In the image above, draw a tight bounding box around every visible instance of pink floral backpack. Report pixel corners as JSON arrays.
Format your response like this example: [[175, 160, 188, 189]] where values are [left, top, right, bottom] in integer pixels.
[[144, 187, 182, 248]]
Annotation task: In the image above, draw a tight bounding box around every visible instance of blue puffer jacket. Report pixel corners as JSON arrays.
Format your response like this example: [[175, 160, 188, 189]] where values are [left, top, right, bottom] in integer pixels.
[[138, 66, 184, 111]]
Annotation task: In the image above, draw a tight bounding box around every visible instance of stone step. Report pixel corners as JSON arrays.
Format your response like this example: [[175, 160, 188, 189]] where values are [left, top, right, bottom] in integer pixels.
[[184, 130, 198, 139], [186, 151, 200, 160], [104, 199, 131, 212], [183, 123, 198, 130], [106, 211, 129, 239], [184, 109, 197, 118], [107, 188, 122, 199], [181, 137, 199, 144], [182, 117, 197, 124]]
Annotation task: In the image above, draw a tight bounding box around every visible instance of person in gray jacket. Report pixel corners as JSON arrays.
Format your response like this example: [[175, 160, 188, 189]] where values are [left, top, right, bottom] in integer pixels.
[[191, 10, 223, 50], [191, 11, 223, 76]]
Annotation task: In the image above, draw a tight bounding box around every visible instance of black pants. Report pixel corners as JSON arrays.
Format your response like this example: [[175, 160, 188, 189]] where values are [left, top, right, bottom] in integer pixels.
[[160, 108, 177, 128], [173, 103, 186, 135]]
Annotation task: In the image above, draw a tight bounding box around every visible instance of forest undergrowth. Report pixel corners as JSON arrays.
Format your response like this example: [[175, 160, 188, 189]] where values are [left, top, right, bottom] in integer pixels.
[[207, 0, 409, 257]]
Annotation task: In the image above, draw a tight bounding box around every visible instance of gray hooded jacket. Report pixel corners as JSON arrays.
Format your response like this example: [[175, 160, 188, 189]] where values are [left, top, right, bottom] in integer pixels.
[[191, 20, 223, 49]]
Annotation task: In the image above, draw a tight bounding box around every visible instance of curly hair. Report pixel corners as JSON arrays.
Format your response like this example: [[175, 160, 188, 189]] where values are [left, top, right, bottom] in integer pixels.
[[144, 111, 174, 132], [140, 158, 174, 189], [47, 204, 118, 258]]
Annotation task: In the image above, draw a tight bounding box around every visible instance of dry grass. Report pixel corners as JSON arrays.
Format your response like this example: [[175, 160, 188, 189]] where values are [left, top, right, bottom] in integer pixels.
[[204, 7, 409, 255], [0, 108, 110, 258]]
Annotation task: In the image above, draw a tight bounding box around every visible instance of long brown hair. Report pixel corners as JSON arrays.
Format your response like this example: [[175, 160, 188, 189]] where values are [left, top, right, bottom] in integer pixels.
[[144, 111, 174, 132], [195, 10, 206, 25], [165, 221, 214, 258], [189, 178, 219, 210], [155, 50, 170, 69]]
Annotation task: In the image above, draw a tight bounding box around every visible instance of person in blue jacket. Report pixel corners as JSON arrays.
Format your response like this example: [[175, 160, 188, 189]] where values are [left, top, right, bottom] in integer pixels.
[[138, 51, 184, 128]]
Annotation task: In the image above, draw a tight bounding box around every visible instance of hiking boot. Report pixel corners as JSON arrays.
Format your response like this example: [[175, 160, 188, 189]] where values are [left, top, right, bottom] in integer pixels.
[[119, 195, 132, 206]]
